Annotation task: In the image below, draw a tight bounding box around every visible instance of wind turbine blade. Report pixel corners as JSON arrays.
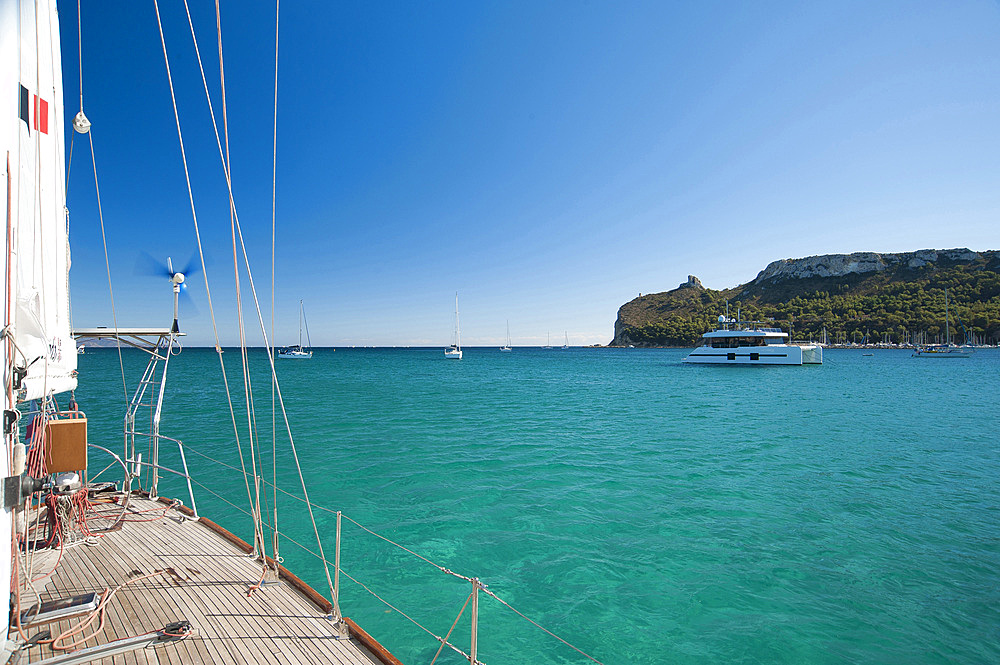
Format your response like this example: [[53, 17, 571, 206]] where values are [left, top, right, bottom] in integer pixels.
[[181, 250, 206, 278], [179, 283, 200, 317], [134, 251, 172, 278]]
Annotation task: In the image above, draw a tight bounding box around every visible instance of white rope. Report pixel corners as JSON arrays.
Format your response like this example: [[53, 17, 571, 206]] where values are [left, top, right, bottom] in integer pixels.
[[429, 590, 474, 665], [153, 0, 261, 554], [179, 0, 337, 612], [86, 132, 128, 410], [270, 0, 281, 569], [211, 0, 268, 564], [71, 0, 128, 409], [480, 587, 606, 665], [76, 0, 83, 112], [338, 567, 475, 662]]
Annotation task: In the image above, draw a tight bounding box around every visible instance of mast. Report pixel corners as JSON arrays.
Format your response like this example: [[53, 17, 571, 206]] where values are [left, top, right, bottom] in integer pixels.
[[302, 302, 312, 351], [299, 299, 303, 348], [454, 292, 461, 350], [945, 288, 951, 345]]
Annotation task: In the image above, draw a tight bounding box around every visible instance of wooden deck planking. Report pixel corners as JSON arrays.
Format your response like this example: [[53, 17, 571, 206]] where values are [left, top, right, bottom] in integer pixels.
[[21, 497, 386, 665]]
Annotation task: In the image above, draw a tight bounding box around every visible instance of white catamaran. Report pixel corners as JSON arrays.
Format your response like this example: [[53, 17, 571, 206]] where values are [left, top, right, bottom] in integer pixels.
[[684, 312, 824, 365], [445, 292, 463, 359], [277, 299, 313, 359]]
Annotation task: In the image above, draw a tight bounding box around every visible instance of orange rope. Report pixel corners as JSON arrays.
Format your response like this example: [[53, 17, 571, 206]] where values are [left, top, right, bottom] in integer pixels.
[[49, 569, 169, 650]]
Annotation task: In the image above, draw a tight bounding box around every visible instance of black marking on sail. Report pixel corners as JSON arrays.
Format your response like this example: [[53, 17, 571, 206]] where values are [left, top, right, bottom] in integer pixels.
[[19, 84, 30, 133]]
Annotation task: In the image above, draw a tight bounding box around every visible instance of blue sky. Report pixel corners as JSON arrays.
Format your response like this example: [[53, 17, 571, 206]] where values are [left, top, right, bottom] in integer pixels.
[[62, 1, 1000, 347]]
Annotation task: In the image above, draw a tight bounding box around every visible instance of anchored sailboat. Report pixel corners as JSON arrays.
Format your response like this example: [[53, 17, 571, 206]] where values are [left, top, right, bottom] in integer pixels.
[[278, 300, 313, 359], [445, 292, 463, 359], [500, 320, 512, 352], [912, 288, 974, 358]]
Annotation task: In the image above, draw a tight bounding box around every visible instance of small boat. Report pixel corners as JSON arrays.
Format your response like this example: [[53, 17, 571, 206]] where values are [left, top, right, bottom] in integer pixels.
[[542, 332, 553, 349], [445, 292, 463, 359], [684, 311, 823, 365], [562, 331, 569, 349], [278, 300, 313, 359], [913, 288, 973, 358], [500, 320, 512, 352]]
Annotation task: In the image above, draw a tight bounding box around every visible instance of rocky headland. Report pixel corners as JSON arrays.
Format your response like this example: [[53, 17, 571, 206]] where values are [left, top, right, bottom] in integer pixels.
[[611, 249, 1000, 347]]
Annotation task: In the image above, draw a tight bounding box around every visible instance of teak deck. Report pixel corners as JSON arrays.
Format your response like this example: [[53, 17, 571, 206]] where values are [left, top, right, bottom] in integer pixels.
[[20, 497, 390, 665]]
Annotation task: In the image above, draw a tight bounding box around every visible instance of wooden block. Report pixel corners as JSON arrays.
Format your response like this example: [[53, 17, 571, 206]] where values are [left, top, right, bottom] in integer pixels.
[[44, 418, 88, 473]]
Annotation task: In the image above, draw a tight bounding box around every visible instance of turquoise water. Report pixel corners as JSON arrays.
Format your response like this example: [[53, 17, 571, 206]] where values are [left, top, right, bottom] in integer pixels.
[[74, 347, 1000, 664]]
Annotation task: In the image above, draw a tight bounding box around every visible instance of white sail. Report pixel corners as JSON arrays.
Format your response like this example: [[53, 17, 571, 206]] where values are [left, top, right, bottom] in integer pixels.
[[1, 0, 74, 639], [2, 0, 76, 403]]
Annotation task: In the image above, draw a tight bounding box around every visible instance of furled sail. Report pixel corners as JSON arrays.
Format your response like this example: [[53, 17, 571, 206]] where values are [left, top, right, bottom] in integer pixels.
[[1, 0, 76, 403]]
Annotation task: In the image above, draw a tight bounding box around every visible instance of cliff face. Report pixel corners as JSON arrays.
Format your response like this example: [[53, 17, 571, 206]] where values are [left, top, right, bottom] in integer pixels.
[[610, 249, 1000, 347], [751, 249, 983, 284]]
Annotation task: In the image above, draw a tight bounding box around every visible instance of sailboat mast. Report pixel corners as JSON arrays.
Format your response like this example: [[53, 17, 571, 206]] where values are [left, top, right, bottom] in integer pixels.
[[455, 292, 461, 350], [299, 300, 303, 348], [945, 288, 950, 345]]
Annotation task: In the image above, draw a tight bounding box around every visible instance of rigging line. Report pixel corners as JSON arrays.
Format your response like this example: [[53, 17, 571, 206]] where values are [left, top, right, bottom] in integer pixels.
[[271, 0, 280, 568], [154, 0, 260, 548], [180, 0, 336, 611], [338, 567, 474, 662], [203, 0, 267, 562], [87, 132, 128, 409], [340, 513, 473, 582], [481, 587, 606, 665], [180, 441, 474, 582], [76, 0, 83, 112], [429, 590, 474, 665], [213, 0, 267, 560]]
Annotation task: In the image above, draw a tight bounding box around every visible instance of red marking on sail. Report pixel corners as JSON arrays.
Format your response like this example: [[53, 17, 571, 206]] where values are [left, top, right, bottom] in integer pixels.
[[33, 95, 49, 134]]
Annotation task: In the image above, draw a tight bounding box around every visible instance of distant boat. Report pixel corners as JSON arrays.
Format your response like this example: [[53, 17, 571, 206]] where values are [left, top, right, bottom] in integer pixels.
[[77, 346, 85, 355], [445, 292, 463, 359], [277, 300, 313, 359], [562, 331, 569, 349], [542, 332, 553, 349], [912, 288, 973, 358], [500, 320, 512, 352]]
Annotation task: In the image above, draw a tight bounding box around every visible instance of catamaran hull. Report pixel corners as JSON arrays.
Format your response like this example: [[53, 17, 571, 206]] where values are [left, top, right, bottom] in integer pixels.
[[684, 344, 823, 365], [444, 350, 463, 359]]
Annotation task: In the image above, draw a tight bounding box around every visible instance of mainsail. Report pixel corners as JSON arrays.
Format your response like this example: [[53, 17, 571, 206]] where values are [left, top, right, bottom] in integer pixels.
[[1, 0, 74, 641], [2, 0, 77, 403]]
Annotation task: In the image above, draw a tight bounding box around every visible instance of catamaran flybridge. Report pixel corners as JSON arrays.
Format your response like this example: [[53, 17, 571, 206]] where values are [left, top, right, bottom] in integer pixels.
[[684, 315, 823, 365]]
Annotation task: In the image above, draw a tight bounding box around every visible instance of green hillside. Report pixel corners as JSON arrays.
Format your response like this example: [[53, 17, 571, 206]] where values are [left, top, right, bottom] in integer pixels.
[[612, 250, 1000, 347]]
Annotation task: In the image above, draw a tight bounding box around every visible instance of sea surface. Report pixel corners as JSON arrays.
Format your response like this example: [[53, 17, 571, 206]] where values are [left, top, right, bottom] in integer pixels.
[[74, 347, 1000, 665]]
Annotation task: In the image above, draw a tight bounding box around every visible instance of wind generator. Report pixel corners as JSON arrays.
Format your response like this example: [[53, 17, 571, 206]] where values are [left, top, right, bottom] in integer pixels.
[[142, 253, 200, 334], [74, 253, 201, 507]]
